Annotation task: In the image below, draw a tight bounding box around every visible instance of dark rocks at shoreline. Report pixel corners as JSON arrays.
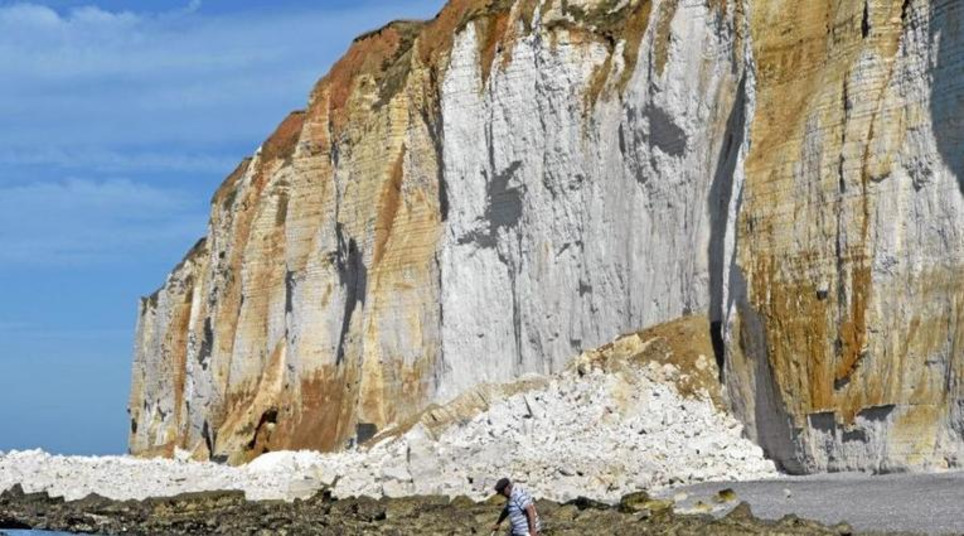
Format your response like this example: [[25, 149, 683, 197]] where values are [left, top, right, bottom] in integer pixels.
[[0, 484, 860, 535]]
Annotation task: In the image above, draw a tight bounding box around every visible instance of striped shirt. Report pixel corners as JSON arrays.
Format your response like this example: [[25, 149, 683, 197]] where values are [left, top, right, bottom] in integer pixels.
[[505, 486, 541, 535]]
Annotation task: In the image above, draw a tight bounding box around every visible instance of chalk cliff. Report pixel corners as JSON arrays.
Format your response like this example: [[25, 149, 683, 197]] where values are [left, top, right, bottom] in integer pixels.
[[130, 0, 964, 473]]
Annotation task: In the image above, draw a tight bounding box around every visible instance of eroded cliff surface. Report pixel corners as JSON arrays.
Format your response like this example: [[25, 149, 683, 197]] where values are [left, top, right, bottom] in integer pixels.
[[723, 0, 964, 473], [130, 0, 964, 472]]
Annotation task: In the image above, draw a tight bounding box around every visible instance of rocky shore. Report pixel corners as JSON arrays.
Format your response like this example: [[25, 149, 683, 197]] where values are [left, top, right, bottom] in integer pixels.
[[0, 484, 857, 536]]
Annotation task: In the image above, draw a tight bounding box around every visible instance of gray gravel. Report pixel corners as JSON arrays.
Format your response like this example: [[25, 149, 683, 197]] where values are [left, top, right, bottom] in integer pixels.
[[664, 470, 964, 535]]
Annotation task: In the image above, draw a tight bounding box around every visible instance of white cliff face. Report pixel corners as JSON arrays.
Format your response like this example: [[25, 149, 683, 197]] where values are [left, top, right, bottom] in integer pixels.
[[437, 0, 740, 400], [130, 0, 747, 464], [131, 0, 964, 475]]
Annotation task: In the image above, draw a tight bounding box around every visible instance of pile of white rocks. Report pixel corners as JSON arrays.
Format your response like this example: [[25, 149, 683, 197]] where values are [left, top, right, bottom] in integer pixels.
[[0, 357, 776, 503], [275, 360, 776, 502], [0, 448, 297, 502]]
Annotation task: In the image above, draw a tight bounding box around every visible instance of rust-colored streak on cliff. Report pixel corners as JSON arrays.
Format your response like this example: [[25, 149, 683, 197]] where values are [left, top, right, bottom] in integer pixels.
[[652, 0, 678, 78], [373, 146, 407, 266], [285, 367, 358, 452], [260, 112, 305, 165], [477, 10, 511, 86], [582, 0, 654, 109]]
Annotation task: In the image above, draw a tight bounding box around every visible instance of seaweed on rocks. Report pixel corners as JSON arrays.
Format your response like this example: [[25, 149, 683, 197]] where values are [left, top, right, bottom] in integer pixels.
[[0, 486, 856, 536]]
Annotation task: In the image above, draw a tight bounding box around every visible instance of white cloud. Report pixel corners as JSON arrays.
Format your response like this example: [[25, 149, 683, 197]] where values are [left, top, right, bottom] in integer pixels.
[[0, 178, 204, 265], [0, 321, 33, 332], [0, 1, 444, 148], [0, 3, 60, 27]]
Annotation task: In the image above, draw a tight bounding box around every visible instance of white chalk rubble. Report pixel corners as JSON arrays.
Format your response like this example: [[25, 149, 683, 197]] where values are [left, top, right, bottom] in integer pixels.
[[0, 361, 775, 503]]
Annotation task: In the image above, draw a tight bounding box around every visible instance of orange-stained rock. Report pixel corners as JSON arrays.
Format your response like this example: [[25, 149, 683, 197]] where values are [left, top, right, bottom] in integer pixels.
[[723, 0, 964, 472]]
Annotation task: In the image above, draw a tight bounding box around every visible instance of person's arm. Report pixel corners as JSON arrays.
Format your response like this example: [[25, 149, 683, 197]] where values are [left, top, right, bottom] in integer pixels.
[[526, 503, 539, 535], [491, 505, 509, 531]]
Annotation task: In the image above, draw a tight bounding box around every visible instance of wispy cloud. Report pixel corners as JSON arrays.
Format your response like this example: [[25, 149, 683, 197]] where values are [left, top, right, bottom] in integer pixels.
[[0, 178, 203, 265], [0, 321, 33, 332], [0, 320, 128, 339], [0, 0, 443, 265], [0, 1, 444, 149]]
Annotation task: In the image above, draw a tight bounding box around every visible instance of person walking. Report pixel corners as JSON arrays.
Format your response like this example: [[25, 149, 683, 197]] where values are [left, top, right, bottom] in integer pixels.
[[490, 477, 541, 536]]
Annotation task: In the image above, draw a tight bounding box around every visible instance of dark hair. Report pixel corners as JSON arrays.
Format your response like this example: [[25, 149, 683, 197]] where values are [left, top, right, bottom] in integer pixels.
[[494, 478, 511, 493]]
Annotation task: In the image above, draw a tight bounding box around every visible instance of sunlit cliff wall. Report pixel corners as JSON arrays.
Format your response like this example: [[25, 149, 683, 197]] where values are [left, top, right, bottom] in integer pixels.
[[724, 0, 964, 472], [130, 0, 964, 472]]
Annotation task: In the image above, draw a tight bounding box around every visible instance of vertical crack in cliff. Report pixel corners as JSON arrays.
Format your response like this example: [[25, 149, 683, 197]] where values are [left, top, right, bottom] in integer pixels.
[[284, 270, 295, 316], [509, 236, 524, 368], [739, 291, 806, 474], [198, 318, 214, 371], [202, 420, 216, 458], [374, 145, 407, 265], [834, 40, 897, 398], [433, 249, 447, 391], [709, 75, 748, 377], [833, 74, 850, 383], [422, 105, 449, 222], [334, 223, 368, 366], [422, 91, 446, 390]]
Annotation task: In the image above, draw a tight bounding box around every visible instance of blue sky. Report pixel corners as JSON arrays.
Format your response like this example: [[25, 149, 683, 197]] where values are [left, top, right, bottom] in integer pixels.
[[0, 0, 444, 455]]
